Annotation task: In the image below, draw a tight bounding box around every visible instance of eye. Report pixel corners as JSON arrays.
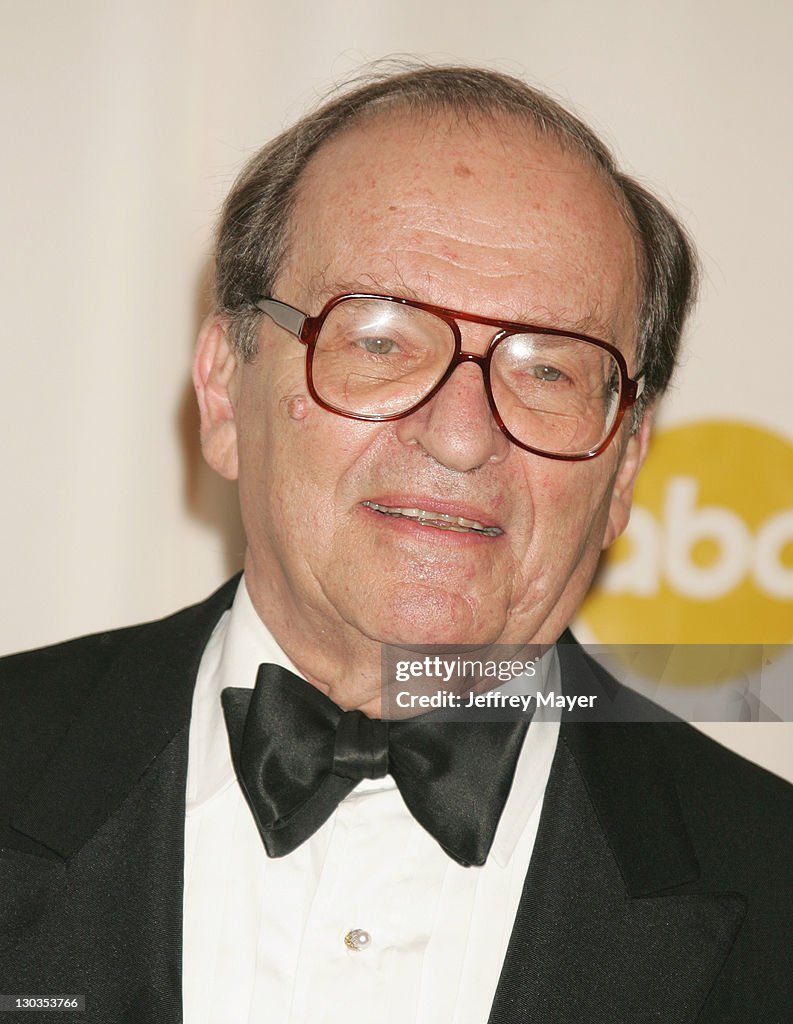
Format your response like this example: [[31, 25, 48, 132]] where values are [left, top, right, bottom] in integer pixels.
[[357, 336, 399, 355], [532, 364, 563, 382]]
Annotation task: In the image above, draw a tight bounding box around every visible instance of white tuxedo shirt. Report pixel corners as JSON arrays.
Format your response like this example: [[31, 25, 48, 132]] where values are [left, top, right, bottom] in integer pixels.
[[182, 577, 560, 1024]]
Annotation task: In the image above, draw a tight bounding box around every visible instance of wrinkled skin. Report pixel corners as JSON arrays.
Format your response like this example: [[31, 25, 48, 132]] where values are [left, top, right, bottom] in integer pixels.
[[194, 112, 651, 714]]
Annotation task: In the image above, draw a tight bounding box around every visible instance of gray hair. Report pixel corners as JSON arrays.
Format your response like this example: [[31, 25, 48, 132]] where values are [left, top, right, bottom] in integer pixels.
[[214, 63, 698, 414]]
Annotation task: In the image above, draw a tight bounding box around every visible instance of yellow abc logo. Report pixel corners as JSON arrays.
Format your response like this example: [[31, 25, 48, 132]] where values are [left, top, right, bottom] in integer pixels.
[[580, 421, 793, 675]]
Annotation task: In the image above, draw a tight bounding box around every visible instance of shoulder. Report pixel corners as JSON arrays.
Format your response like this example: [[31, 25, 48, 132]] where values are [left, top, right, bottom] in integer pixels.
[[0, 576, 240, 803], [657, 719, 793, 865], [560, 634, 793, 881]]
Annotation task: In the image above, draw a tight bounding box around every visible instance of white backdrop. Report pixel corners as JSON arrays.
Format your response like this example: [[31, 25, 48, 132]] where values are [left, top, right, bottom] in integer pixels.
[[2, 0, 791, 779]]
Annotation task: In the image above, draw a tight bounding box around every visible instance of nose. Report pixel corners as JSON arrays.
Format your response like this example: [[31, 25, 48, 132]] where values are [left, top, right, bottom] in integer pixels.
[[394, 360, 510, 472]]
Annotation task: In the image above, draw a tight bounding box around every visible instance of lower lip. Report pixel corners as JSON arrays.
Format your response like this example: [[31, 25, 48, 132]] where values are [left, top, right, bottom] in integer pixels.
[[359, 502, 502, 544]]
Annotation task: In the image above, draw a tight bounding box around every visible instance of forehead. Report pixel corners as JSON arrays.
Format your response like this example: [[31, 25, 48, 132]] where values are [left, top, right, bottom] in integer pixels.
[[280, 111, 641, 347]]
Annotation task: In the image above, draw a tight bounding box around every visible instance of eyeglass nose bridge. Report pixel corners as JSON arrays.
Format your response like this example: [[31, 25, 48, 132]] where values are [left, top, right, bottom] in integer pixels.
[[423, 335, 510, 436]]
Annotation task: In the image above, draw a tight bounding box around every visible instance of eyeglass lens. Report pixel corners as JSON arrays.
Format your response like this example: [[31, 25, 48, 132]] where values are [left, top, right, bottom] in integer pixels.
[[311, 297, 622, 456]]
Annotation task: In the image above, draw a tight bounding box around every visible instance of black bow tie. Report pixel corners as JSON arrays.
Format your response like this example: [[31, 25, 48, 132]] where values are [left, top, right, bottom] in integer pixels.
[[222, 664, 532, 867]]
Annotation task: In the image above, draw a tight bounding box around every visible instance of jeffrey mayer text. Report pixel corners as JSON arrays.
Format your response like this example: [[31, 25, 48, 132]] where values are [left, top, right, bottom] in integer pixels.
[[394, 690, 597, 712]]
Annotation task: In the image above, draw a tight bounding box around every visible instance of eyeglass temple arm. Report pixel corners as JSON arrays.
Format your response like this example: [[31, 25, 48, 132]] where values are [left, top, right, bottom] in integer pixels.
[[255, 298, 307, 339]]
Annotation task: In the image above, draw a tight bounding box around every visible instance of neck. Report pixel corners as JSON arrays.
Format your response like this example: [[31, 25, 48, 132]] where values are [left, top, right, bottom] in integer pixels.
[[243, 553, 387, 715], [242, 554, 553, 719]]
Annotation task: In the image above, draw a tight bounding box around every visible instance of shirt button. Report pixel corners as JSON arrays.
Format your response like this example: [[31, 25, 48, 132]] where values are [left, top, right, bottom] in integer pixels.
[[344, 928, 372, 951]]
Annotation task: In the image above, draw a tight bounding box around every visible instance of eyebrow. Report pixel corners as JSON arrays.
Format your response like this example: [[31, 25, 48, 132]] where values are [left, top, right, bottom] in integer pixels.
[[311, 277, 621, 344], [551, 310, 621, 344], [312, 274, 420, 304]]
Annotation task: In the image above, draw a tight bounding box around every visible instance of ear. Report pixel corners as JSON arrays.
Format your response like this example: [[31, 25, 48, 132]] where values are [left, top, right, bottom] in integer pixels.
[[193, 315, 240, 480], [602, 409, 654, 549]]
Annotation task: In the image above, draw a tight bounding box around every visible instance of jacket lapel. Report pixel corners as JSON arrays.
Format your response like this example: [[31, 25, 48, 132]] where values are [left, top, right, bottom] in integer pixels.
[[4, 577, 239, 1021], [488, 640, 746, 1024]]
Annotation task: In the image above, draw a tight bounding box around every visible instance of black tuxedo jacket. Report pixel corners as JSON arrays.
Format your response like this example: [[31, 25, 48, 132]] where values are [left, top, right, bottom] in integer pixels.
[[2, 577, 792, 1022]]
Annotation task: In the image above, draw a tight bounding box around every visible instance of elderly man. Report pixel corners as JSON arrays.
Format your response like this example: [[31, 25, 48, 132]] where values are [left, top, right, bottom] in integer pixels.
[[2, 66, 791, 1022]]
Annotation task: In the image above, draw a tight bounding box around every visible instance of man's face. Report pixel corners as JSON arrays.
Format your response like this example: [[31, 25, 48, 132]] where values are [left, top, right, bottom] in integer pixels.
[[200, 112, 647, 673]]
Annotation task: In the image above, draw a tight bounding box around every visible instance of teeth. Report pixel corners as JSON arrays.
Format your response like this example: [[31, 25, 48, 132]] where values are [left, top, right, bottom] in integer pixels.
[[362, 501, 502, 536]]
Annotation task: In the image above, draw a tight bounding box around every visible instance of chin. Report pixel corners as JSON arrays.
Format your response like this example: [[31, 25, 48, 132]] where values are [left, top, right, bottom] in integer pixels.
[[364, 586, 505, 649]]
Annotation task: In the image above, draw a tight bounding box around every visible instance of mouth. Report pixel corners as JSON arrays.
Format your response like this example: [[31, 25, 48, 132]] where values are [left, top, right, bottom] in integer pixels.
[[362, 501, 503, 537]]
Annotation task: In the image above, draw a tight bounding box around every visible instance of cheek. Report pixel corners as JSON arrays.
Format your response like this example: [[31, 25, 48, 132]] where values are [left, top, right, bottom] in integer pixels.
[[525, 456, 620, 556], [235, 376, 309, 523], [250, 387, 380, 520]]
